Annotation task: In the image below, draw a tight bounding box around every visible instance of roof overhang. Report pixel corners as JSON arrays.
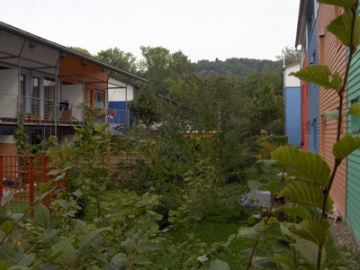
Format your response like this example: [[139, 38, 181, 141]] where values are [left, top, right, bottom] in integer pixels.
[[0, 21, 147, 83], [295, 0, 311, 47]]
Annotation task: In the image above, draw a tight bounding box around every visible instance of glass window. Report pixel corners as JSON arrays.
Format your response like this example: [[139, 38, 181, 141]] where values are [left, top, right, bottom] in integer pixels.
[[95, 90, 105, 109], [31, 77, 40, 115], [44, 78, 55, 100]]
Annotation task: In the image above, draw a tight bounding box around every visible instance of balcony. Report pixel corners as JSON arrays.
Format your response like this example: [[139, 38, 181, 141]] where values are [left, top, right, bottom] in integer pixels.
[[0, 94, 133, 132], [0, 94, 83, 125]]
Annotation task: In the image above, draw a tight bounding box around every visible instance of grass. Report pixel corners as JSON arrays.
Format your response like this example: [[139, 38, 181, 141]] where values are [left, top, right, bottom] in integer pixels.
[[151, 180, 353, 270]]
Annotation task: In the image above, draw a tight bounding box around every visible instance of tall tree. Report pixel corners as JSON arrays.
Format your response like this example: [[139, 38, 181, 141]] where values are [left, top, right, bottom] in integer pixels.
[[96, 47, 138, 74], [276, 46, 301, 66], [138, 46, 197, 95]]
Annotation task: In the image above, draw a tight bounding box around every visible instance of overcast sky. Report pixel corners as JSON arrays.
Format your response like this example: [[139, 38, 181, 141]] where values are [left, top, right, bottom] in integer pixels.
[[1, 0, 300, 62]]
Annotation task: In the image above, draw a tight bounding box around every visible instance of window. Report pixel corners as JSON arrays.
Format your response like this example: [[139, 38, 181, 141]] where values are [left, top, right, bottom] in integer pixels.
[[95, 90, 105, 109], [31, 77, 40, 115]]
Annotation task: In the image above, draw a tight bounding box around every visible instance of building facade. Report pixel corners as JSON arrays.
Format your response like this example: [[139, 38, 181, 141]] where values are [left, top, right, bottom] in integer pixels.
[[0, 21, 146, 154]]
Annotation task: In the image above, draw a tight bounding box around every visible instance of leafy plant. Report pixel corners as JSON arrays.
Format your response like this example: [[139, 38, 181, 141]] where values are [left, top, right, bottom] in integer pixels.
[[242, 0, 360, 269]]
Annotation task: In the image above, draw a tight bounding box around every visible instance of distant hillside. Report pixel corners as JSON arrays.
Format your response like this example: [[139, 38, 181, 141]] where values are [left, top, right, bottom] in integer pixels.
[[197, 58, 282, 77]]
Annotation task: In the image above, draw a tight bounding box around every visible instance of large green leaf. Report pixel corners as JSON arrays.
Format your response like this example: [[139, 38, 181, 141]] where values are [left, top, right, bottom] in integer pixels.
[[1, 221, 12, 234], [327, 7, 360, 47], [80, 227, 109, 249], [317, 0, 357, 8], [210, 259, 230, 270], [292, 236, 326, 267], [51, 240, 75, 266], [34, 204, 50, 228], [105, 253, 128, 270], [134, 255, 152, 266], [290, 65, 342, 91], [120, 239, 136, 252], [275, 206, 310, 219], [272, 146, 331, 186], [278, 181, 333, 212], [333, 135, 360, 160], [17, 253, 35, 267], [290, 216, 330, 246], [268, 256, 295, 269], [348, 102, 360, 117], [39, 229, 59, 243]]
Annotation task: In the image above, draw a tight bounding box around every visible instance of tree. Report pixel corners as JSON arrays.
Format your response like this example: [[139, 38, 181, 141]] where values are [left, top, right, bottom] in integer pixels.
[[69, 46, 93, 57], [96, 47, 138, 74], [276, 46, 301, 66], [244, 84, 284, 134], [129, 85, 160, 127], [138, 46, 197, 95]]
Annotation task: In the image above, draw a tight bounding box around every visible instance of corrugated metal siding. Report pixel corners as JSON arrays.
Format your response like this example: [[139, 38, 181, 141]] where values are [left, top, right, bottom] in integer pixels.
[[108, 101, 127, 125], [285, 87, 302, 147], [307, 22, 319, 153], [318, 3, 347, 218], [346, 35, 360, 240], [301, 56, 309, 151]]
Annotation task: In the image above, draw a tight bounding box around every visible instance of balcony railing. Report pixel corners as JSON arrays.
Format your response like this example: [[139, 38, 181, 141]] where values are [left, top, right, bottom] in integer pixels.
[[0, 94, 132, 130], [0, 94, 83, 125]]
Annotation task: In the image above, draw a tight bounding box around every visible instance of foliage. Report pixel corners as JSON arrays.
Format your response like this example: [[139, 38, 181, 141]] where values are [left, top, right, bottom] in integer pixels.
[[14, 113, 28, 155], [138, 46, 197, 96], [244, 84, 284, 135], [69, 46, 93, 57], [129, 86, 161, 127], [197, 57, 282, 77], [0, 107, 167, 269], [240, 1, 360, 269], [275, 46, 301, 66], [96, 47, 138, 75]]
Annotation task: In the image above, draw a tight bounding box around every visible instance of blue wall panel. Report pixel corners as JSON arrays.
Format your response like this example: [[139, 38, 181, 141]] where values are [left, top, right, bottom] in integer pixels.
[[285, 87, 302, 147], [307, 1, 319, 153]]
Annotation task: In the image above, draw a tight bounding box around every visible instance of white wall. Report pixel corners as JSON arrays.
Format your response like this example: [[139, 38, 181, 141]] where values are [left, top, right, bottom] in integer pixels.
[[0, 135, 16, 144], [0, 69, 18, 118], [61, 84, 83, 121], [284, 63, 301, 88], [108, 77, 134, 101]]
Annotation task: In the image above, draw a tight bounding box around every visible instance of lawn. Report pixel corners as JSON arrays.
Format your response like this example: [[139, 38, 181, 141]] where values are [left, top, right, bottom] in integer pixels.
[[152, 182, 352, 270]]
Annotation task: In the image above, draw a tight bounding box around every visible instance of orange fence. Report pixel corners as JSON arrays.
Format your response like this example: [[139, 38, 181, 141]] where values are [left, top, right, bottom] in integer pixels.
[[0, 153, 62, 207]]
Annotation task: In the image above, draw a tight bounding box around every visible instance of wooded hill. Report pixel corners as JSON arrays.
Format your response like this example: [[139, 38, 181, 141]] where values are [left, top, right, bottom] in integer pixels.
[[197, 57, 283, 77]]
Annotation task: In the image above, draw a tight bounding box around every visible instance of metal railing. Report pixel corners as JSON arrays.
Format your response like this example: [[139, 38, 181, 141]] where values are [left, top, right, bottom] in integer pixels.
[[0, 94, 83, 125], [0, 94, 132, 129]]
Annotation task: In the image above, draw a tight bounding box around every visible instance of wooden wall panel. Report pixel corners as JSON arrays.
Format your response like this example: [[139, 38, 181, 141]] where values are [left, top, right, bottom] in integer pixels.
[[317, 4, 347, 218]]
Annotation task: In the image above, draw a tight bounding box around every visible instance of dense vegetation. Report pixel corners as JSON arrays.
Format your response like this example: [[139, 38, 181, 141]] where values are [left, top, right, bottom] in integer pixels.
[[3, 1, 360, 268]]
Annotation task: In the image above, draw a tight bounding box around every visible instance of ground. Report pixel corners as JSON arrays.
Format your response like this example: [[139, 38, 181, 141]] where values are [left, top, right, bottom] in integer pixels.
[[330, 219, 360, 269]]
